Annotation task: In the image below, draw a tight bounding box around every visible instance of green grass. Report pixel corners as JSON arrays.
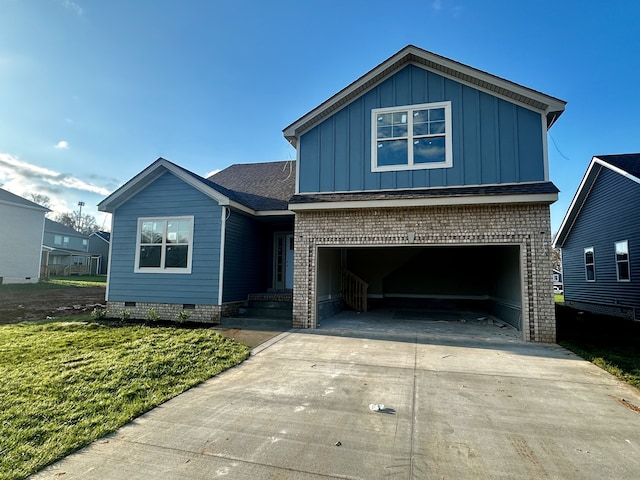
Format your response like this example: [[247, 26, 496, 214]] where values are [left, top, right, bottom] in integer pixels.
[[560, 341, 640, 389], [557, 305, 640, 391], [0, 318, 250, 480]]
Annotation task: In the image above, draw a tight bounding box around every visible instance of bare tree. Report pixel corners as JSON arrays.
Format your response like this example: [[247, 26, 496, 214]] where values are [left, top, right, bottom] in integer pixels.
[[29, 193, 52, 209], [551, 247, 562, 272], [54, 211, 99, 235]]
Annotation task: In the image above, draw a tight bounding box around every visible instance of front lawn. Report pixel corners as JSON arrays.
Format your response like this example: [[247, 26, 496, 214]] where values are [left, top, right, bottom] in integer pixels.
[[0, 318, 250, 480]]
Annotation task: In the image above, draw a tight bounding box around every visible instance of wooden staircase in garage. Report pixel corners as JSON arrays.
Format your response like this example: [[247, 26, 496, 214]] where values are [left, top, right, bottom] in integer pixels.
[[342, 268, 368, 312], [220, 292, 293, 330]]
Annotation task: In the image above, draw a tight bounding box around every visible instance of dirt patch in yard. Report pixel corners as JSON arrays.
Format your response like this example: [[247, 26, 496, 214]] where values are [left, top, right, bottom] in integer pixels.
[[0, 286, 106, 325]]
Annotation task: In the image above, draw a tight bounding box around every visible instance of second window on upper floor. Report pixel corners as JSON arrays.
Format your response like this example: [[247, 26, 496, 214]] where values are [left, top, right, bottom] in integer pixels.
[[371, 101, 452, 172]]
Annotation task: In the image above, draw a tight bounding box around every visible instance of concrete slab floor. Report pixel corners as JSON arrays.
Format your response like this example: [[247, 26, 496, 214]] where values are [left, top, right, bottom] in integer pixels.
[[31, 309, 640, 479]]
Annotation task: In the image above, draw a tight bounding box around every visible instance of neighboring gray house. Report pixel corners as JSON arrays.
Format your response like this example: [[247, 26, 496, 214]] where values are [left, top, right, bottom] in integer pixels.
[[89, 231, 110, 275], [554, 154, 640, 320], [42, 219, 100, 276], [98, 45, 565, 342], [0, 188, 48, 284]]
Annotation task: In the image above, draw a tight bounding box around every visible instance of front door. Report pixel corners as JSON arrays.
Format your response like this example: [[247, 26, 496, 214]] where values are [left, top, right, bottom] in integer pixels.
[[274, 233, 294, 290]]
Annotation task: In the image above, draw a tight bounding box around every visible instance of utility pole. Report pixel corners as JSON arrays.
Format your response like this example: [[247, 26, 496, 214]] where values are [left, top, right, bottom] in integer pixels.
[[77, 201, 85, 232]]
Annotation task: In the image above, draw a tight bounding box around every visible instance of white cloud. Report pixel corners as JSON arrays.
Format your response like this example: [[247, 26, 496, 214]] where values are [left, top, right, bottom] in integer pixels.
[[62, 0, 83, 16], [0, 153, 112, 210], [55, 140, 69, 149]]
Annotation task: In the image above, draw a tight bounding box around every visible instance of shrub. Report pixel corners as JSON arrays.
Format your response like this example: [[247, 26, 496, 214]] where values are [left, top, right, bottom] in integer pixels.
[[146, 308, 160, 322], [176, 310, 191, 323], [90, 307, 108, 320], [118, 309, 132, 321]]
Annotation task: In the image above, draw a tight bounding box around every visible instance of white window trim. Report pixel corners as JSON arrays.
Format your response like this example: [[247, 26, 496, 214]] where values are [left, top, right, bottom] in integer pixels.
[[615, 240, 630, 282], [134, 216, 194, 274], [584, 246, 595, 282], [371, 101, 453, 172]]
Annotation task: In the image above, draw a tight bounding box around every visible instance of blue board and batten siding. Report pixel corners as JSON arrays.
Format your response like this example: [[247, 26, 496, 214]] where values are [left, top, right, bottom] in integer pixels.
[[562, 167, 640, 310], [222, 211, 268, 302], [108, 172, 222, 305], [298, 64, 544, 193]]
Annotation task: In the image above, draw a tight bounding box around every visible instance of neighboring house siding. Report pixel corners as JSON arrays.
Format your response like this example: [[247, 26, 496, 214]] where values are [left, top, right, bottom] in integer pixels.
[[88, 235, 110, 274], [222, 210, 267, 302], [108, 172, 222, 304], [42, 231, 88, 251], [298, 64, 544, 193], [562, 167, 640, 312], [0, 203, 45, 283]]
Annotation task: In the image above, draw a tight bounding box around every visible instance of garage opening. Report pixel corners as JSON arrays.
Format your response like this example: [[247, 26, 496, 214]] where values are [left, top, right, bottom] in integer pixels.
[[316, 245, 522, 330]]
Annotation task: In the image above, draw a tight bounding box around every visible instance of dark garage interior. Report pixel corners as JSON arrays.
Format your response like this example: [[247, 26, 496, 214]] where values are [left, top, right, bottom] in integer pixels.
[[316, 245, 522, 330]]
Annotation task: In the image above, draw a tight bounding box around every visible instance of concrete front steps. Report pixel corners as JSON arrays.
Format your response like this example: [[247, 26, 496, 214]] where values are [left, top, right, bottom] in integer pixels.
[[220, 293, 293, 330]]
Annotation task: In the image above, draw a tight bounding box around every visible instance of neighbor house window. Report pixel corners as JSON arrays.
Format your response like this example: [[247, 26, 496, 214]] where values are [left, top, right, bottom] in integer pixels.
[[584, 247, 595, 281], [371, 101, 452, 172], [134, 217, 194, 273], [54, 235, 62, 245], [615, 240, 630, 281]]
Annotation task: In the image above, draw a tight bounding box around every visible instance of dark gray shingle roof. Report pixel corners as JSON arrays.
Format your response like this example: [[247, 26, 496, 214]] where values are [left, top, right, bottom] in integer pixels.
[[290, 182, 559, 204], [45, 218, 85, 236], [209, 161, 296, 211], [597, 153, 640, 179]]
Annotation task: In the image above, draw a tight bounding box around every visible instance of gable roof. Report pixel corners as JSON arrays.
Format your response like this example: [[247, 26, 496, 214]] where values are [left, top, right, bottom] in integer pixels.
[[553, 153, 640, 248], [283, 45, 566, 146], [44, 218, 86, 237], [90, 230, 111, 243], [209, 161, 295, 212], [0, 187, 50, 212], [98, 157, 293, 216]]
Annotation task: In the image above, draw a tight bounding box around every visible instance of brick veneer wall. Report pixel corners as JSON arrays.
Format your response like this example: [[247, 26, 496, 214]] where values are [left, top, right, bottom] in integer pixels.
[[106, 301, 223, 324], [293, 203, 555, 342]]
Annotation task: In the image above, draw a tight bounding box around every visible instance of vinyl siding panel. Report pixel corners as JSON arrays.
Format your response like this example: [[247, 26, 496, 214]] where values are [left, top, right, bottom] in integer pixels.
[[0, 203, 44, 282], [108, 171, 221, 304], [222, 211, 268, 302], [298, 64, 546, 193], [562, 167, 640, 310]]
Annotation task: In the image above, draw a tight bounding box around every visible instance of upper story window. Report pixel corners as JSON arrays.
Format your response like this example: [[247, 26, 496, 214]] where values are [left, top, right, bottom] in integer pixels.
[[134, 216, 194, 274], [54, 235, 62, 245], [63, 236, 69, 244], [615, 240, 630, 281], [371, 101, 452, 172], [584, 247, 595, 282]]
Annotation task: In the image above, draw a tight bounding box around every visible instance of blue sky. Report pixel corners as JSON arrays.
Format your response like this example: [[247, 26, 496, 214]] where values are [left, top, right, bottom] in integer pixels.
[[1, 0, 638, 233]]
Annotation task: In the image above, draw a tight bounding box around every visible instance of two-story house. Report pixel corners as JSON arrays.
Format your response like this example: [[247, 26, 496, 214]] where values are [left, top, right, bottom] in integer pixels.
[[42, 219, 100, 276], [98, 45, 565, 342], [0, 188, 48, 284]]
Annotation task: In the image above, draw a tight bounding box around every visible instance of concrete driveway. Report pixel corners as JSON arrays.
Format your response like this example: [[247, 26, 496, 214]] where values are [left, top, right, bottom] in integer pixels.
[[32, 310, 640, 479]]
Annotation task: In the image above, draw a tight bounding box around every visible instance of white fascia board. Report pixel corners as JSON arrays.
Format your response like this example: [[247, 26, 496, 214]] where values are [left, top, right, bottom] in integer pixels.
[[595, 157, 640, 186], [0, 199, 50, 213], [552, 158, 600, 248], [98, 158, 247, 213], [289, 192, 558, 211], [253, 209, 295, 217]]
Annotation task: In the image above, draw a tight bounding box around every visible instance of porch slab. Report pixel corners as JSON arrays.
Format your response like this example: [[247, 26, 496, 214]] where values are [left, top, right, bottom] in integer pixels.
[[32, 312, 640, 479]]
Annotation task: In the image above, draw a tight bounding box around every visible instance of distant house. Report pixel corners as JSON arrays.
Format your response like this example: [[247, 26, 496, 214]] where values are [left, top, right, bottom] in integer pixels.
[[88, 231, 110, 275], [0, 188, 48, 284], [42, 219, 100, 276], [98, 45, 565, 342], [554, 154, 640, 320]]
